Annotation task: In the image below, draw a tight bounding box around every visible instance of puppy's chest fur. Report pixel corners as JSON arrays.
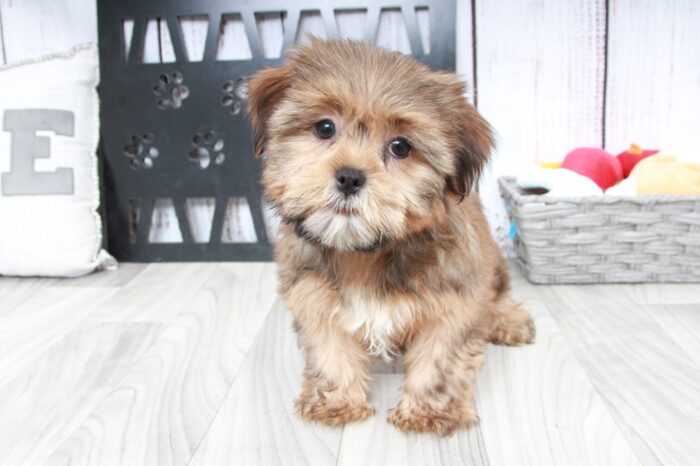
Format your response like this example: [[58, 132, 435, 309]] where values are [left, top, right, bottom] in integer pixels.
[[281, 228, 469, 360], [339, 288, 415, 361], [329, 247, 450, 361]]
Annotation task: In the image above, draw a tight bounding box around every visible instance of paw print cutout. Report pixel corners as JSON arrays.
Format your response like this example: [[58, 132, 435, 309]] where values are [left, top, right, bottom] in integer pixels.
[[153, 72, 190, 110], [221, 77, 248, 115], [123, 133, 159, 169], [189, 131, 225, 169]]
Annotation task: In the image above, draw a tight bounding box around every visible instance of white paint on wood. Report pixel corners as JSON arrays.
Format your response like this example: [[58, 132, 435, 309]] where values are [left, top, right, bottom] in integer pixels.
[[476, 0, 606, 168], [86, 263, 218, 322], [455, 0, 474, 104], [177, 15, 208, 62], [605, 0, 700, 157], [415, 7, 430, 55], [376, 9, 412, 55], [148, 198, 182, 243], [297, 10, 326, 42], [641, 304, 700, 368], [3, 0, 698, 252], [0, 322, 164, 465], [3, 263, 700, 463], [0, 287, 118, 390], [188, 301, 344, 466], [121, 18, 134, 62], [0, 278, 54, 318], [142, 17, 160, 63], [0, 6, 6, 64], [477, 270, 641, 466], [0, 0, 96, 63], [158, 18, 175, 63], [221, 197, 257, 243], [48, 264, 278, 465], [256, 13, 285, 59], [185, 198, 215, 243], [51, 262, 146, 288], [335, 9, 367, 41], [623, 282, 700, 305], [216, 14, 253, 60], [475, 0, 607, 251], [537, 284, 700, 465]]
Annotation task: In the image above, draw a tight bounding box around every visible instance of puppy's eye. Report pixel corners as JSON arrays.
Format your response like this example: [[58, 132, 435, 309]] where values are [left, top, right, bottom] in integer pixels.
[[314, 119, 336, 140], [388, 137, 411, 159]]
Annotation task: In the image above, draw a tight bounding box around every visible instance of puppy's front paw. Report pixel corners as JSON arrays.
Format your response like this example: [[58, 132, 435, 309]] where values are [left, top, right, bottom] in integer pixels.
[[388, 403, 479, 436], [296, 395, 375, 427]]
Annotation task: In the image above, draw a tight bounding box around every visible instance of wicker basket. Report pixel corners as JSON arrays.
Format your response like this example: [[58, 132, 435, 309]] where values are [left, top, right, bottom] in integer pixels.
[[498, 176, 700, 284]]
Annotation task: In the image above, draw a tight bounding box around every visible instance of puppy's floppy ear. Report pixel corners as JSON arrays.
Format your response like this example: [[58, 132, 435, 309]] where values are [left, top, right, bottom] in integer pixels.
[[438, 75, 494, 200], [247, 65, 295, 156]]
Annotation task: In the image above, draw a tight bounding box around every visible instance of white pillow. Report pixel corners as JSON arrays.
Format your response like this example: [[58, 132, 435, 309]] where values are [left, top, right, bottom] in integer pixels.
[[0, 44, 115, 277]]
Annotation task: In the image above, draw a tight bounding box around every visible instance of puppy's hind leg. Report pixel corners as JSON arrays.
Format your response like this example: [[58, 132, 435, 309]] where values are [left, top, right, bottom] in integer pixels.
[[488, 296, 535, 346], [487, 261, 535, 346]]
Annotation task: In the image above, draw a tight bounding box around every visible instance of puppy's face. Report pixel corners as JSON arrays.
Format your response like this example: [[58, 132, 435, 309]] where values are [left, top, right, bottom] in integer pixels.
[[248, 39, 493, 252]]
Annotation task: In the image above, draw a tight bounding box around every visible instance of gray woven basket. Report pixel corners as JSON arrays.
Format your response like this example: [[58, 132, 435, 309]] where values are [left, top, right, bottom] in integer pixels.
[[498, 176, 700, 284]]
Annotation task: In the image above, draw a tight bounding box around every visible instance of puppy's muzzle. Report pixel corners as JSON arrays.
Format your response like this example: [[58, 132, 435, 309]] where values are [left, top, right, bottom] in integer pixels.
[[335, 167, 366, 197]]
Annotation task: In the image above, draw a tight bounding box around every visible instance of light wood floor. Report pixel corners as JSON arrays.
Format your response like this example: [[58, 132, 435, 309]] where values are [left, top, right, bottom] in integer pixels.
[[0, 263, 698, 466]]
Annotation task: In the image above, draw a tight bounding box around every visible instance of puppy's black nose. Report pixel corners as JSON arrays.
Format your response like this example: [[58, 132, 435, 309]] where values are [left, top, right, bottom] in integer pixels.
[[335, 167, 366, 196]]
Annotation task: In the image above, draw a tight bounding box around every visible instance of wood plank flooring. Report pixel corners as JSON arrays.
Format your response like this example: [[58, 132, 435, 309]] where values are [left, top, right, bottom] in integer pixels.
[[0, 262, 697, 465]]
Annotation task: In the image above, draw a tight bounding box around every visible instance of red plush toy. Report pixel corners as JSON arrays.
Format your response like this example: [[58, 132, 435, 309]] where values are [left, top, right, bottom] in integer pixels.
[[616, 143, 659, 177], [561, 147, 623, 190]]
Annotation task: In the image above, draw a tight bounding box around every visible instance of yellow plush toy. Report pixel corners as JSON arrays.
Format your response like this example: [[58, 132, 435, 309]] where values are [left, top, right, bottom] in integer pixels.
[[606, 154, 700, 196]]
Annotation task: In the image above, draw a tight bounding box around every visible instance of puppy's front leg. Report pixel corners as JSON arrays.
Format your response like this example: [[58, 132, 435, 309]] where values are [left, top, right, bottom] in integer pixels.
[[389, 309, 485, 435], [286, 276, 374, 426]]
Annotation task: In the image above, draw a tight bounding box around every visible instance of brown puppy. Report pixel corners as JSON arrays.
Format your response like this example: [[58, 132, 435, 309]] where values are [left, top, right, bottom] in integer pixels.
[[247, 38, 534, 435]]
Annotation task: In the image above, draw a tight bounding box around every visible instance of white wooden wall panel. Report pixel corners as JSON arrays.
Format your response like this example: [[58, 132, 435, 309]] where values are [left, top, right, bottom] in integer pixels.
[[605, 0, 700, 156], [0, 0, 96, 63], [455, 0, 474, 105], [475, 0, 607, 250], [0, 0, 697, 255], [141, 18, 161, 64], [0, 7, 5, 64]]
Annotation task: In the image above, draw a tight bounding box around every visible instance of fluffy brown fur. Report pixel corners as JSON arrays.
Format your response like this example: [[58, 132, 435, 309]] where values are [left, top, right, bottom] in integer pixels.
[[247, 38, 534, 435]]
